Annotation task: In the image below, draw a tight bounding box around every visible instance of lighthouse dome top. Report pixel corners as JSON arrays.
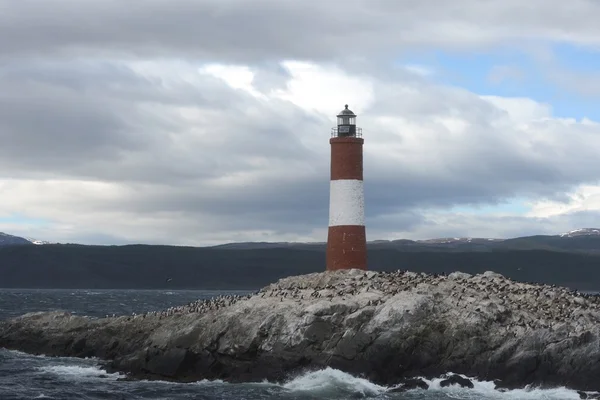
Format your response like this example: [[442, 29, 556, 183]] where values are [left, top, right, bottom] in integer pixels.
[[337, 104, 356, 117], [333, 104, 361, 138]]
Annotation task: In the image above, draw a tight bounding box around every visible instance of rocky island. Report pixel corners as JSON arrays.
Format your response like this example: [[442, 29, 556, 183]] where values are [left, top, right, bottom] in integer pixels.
[[2, 269, 600, 393]]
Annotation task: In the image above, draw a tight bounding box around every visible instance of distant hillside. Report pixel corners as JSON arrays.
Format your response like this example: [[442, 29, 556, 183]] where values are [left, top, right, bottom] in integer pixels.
[[6, 228, 600, 252], [0, 233, 32, 247], [1, 243, 600, 290], [211, 231, 600, 253], [0, 232, 51, 247], [2, 229, 600, 290]]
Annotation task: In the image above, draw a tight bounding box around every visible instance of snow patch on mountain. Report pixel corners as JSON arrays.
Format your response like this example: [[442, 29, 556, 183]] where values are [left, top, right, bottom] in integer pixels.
[[25, 238, 52, 245], [417, 237, 503, 244], [560, 228, 600, 238]]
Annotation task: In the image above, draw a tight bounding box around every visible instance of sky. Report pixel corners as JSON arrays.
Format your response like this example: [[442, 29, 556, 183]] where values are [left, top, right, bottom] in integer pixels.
[[2, 0, 600, 246]]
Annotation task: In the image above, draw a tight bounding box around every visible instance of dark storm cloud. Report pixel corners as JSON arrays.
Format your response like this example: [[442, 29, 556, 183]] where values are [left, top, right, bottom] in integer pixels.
[[0, 0, 372, 62], [3, 55, 597, 240], [0, 59, 323, 185], [2, 0, 600, 63]]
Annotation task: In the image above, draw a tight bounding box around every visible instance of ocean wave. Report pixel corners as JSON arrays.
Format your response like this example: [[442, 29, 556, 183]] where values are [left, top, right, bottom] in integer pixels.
[[3, 349, 49, 358], [422, 374, 580, 399], [282, 367, 387, 397], [36, 365, 123, 381], [27, 361, 589, 399], [3, 348, 99, 362], [203, 369, 583, 399]]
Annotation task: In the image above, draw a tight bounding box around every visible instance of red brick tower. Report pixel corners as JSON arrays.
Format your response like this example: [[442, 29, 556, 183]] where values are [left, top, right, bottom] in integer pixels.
[[326, 105, 367, 271]]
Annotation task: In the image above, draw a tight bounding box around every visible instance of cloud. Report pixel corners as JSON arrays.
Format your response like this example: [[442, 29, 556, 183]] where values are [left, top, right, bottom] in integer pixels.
[[2, 0, 600, 244], [3, 57, 600, 244], [2, 0, 600, 62], [527, 185, 600, 218]]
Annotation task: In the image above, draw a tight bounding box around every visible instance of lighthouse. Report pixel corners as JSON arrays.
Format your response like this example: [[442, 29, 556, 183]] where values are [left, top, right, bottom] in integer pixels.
[[326, 104, 367, 271]]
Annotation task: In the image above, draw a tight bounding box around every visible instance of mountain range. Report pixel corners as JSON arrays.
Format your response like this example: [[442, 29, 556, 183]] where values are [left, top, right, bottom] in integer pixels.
[[3, 228, 600, 252], [2, 229, 600, 290], [209, 228, 600, 253]]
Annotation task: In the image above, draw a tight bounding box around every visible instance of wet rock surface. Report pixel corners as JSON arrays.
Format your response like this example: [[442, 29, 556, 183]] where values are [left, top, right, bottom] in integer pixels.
[[2, 269, 600, 391], [389, 377, 429, 392], [579, 390, 600, 399], [440, 374, 474, 388]]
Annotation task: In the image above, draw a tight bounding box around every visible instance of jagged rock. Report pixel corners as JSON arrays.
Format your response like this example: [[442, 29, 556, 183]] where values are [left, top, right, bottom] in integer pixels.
[[440, 374, 474, 388], [579, 391, 600, 399], [3, 269, 600, 391]]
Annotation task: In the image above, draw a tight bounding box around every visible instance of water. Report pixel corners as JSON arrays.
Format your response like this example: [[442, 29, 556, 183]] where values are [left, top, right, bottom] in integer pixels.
[[0, 289, 585, 399]]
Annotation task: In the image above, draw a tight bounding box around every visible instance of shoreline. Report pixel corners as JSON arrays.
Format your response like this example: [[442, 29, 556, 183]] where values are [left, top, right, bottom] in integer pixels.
[[1, 349, 594, 398], [2, 269, 600, 392]]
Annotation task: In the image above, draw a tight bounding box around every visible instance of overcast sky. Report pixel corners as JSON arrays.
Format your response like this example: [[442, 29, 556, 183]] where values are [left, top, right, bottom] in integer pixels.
[[2, 0, 600, 245]]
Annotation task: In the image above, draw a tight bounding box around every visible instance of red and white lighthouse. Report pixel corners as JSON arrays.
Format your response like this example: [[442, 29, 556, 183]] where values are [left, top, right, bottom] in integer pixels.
[[326, 105, 367, 271]]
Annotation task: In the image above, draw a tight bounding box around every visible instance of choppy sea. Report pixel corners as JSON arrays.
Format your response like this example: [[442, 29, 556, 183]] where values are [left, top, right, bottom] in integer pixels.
[[0, 289, 584, 399]]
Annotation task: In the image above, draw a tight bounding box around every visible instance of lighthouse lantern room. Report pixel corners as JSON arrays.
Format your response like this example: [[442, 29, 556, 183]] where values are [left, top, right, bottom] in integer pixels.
[[333, 105, 361, 138]]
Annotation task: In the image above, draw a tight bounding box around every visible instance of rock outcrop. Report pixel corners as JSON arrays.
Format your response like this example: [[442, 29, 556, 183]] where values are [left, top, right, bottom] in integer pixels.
[[2, 269, 600, 391], [440, 374, 474, 388]]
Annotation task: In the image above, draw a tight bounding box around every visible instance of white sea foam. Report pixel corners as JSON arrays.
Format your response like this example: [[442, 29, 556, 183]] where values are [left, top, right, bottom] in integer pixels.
[[191, 378, 226, 385], [32, 363, 587, 399], [4, 349, 49, 358], [148, 368, 589, 399], [279, 369, 583, 399], [282, 367, 387, 397], [4, 349, 98, 362], [139, 367, 386, 396], [141, 378, 227, 386], [423, 374, 581, 399], [37, 365, 122, 380], [268, 369, 584, 399]]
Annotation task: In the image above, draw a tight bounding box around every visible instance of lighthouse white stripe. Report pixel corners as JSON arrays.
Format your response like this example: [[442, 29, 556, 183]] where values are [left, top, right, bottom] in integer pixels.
[[329, 179, 365, 227]]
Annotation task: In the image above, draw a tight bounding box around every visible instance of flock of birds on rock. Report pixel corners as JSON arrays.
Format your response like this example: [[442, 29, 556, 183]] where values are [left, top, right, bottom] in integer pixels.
[[446, 274, 600, 329], [255, 269, 600, 333], [454, 272, 599, 333], [106, 293, 255, 320], [104, 269, 600, 335]]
